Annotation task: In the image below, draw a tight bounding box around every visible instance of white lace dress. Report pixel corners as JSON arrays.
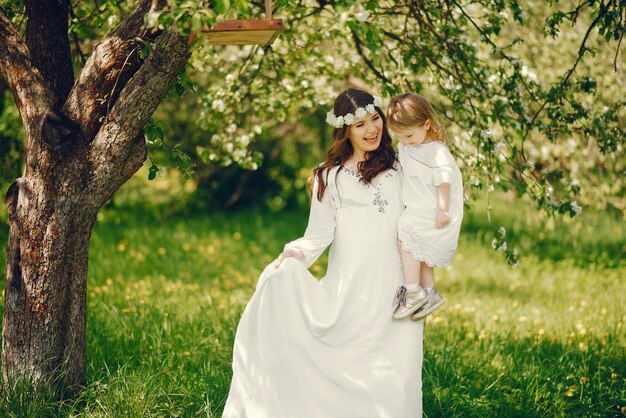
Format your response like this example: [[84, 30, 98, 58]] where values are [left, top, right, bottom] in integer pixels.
[[397, 141, 463, 267], [223, 164, 424, 418]]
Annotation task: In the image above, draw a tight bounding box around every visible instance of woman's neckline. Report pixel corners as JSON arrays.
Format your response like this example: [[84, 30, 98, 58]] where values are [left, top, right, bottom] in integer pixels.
[[341, 165, 394, 189]]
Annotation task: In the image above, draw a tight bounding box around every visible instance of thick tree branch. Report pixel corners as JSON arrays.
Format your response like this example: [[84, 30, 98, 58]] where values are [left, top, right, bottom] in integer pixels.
[[85, 28, 191, 208], [24, 0, 73, 104], [63, 0, 165, 142], [0, 9, 51, 126]]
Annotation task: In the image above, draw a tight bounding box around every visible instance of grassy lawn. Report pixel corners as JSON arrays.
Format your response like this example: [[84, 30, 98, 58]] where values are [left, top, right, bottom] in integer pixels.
[[0, 195, 624, 417]]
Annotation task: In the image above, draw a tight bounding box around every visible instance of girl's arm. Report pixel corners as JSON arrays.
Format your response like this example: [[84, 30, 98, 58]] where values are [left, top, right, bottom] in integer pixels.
[[435, 183, 451, 229], [276, 173, 336, 267], [433, 144, 457, 229]]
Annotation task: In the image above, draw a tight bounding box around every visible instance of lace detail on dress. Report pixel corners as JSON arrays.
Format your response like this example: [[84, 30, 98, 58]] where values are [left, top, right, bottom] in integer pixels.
[[397, 223, 455, 267]]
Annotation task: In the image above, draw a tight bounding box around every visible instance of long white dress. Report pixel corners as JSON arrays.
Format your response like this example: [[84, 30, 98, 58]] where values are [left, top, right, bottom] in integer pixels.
[[223, 164, 424, 418], [397, 141, 463, 267]]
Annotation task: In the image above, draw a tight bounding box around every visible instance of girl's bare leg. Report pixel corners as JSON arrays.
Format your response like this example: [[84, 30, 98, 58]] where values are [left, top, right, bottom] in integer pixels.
[[398, 240, 421, 285], [420, 263, 435, 289], [393, 240, 428, 319]]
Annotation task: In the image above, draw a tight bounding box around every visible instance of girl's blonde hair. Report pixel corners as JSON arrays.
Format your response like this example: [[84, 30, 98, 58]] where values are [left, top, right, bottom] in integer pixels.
[[387, 93, 448, 143]]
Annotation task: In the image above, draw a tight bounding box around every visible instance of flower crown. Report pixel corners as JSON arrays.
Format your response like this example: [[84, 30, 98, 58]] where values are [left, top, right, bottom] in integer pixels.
[[326, 96, 384, 129]]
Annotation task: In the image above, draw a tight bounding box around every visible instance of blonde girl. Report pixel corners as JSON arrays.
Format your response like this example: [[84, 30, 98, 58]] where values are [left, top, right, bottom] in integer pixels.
[[387, 93, 463, 320]]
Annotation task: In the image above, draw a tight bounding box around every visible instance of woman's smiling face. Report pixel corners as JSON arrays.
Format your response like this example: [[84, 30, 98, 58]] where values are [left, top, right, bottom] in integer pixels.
[[347, 111, 384, 157]]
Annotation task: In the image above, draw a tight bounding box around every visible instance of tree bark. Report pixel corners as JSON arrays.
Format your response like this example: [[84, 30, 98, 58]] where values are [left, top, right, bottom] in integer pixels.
[[0, 1, 191, 393]]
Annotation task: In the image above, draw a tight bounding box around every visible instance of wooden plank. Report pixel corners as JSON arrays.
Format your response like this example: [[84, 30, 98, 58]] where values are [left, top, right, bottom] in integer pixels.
[[211, 19, 283, 31], [206, 29, 282, 45], [202, 19, 283, 45]]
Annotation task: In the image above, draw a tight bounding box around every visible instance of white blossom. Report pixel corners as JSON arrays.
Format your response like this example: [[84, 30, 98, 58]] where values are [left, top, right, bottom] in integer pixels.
[[212, 99, 225, 112], [355, 107, 367, 119], [571, 201, 583, 215], [521, 65, 538, 82], [107, 15, 119, 27], [354, 5, 370, 22], [343, 113, 355, 125], [238, 135, 251, 146]]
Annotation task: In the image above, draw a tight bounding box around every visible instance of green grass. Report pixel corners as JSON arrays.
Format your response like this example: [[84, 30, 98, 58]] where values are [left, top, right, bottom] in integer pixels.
[[0, 196, 624, 417]]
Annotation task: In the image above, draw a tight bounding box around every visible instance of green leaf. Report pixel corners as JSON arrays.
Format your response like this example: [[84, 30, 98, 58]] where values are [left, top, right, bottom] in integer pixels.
[[214, 0, 230, 15], [148, 165, 159, 181], [347, 21, 360, 34]]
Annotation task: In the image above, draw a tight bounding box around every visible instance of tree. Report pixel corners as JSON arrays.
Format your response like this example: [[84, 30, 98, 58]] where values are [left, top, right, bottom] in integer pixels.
[[183, 0, 625, 263], [0, 0, 191, 391]]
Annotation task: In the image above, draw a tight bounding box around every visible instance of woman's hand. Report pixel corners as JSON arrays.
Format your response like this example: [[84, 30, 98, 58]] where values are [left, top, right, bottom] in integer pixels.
[[274, 247, 305, 267], [435, 209, 451, 229]]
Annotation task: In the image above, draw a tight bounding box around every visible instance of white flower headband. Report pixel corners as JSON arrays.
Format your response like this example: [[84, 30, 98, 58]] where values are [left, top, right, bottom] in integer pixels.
[[326, 96, 384, 129]]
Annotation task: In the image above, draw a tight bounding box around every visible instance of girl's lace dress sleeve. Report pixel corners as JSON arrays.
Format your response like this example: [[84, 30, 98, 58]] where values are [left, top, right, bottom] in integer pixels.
[[283, 174, 337, 267]]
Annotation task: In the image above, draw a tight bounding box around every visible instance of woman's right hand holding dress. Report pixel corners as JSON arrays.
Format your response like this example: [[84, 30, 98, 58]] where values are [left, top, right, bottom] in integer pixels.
[[274, 247, 306, 267]]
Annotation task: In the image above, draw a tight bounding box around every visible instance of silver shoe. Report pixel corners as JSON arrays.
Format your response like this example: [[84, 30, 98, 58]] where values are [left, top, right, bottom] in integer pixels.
[[411, 289, 445, 320], [393, 285, 428, 319]]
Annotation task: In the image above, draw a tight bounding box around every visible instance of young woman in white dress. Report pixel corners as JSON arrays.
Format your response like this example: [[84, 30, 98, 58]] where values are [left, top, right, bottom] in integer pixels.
[[222, 88, 424, 417], [386, 93, 464, 320]]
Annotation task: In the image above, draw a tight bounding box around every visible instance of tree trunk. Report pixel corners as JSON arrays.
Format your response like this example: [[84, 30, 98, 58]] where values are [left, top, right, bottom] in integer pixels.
[[0, 0, 190, 392], [1, 128, 148, 391], [3, 178, 96, 390]]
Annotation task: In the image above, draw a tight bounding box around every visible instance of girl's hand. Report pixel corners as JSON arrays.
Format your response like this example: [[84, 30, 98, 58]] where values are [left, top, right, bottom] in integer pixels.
[[274, 247, 305, 267], [435, 209, 451, 229]]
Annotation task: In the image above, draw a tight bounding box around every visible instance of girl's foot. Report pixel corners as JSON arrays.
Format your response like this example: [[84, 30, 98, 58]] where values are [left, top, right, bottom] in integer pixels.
[[411, 289, 445, 320], [392, 285, 428, 319]]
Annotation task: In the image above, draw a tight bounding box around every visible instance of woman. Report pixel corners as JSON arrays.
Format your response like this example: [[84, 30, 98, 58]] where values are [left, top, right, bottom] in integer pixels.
[[223, 88, 424, 417]]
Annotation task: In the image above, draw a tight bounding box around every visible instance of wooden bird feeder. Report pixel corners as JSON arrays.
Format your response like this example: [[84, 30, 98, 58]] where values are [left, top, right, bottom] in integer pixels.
[[203, 0, 283, 46]]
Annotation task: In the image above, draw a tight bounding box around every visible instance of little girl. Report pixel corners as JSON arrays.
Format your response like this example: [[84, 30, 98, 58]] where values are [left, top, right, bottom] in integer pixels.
[[387, 93, 463, 320]]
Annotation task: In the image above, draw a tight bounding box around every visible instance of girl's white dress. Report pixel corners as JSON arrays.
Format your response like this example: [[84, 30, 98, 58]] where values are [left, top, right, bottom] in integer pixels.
[[397, 141, 463, 267], [223, 164, 424, 418]]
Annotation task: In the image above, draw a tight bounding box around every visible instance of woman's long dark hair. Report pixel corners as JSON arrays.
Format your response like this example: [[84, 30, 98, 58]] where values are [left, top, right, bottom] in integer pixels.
[[313, 88, 396, 201]]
